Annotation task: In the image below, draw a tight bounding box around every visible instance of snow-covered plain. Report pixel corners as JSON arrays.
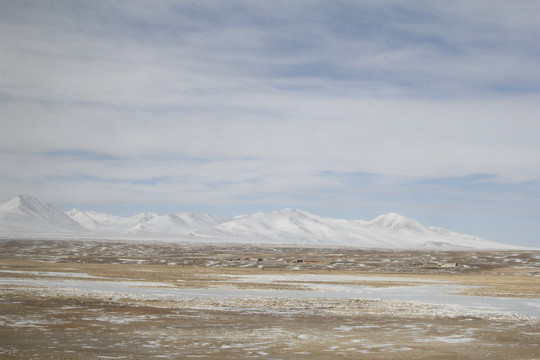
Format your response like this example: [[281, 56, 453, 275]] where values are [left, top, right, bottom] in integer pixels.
[[0, 195, 522, 249]]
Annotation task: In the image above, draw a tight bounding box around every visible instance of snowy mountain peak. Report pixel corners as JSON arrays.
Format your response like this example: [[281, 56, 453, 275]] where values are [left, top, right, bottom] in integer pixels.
[[130, 212, 159, 223], [65, 209, 160, 233], [1, 194, 46, 212], [4, 194, 64, 218], [271, 208, 315, 219], [66, 208, 81, 217], [0, 195, 88, 233], [127, 212, 231, 235], [367, 213, 428, 233]]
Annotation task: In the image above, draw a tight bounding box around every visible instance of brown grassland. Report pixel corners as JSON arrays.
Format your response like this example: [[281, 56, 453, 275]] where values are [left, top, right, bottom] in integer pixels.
[[0, 239, 539, 359]]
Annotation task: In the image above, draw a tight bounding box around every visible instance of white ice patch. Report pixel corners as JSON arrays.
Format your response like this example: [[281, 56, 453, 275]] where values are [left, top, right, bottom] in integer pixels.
[[0, 270, 104, 279], [434, 335, 476, 343], [85, 314, 159, 324]]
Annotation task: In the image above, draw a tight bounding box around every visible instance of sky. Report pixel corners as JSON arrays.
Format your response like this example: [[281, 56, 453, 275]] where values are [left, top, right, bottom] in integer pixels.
[[1, 0, 540, 246]]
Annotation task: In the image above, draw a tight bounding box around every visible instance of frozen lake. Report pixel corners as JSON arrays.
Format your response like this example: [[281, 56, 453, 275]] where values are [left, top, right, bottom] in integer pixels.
[[2, 272, 539, 319]]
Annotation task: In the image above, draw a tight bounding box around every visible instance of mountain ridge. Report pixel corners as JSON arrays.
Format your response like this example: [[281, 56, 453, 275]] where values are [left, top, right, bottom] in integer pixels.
[[66, 208, 159, 233], [0, 195, 522, 249], [0, 195, 88, 234]]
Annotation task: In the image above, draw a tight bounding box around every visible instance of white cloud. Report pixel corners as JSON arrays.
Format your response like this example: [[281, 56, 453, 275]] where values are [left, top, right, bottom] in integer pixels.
[[2, 94, 540, 181]]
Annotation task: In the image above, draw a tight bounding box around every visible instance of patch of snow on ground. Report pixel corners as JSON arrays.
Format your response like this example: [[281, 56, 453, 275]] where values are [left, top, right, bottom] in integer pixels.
[[0, 270, 105, 278], [434, 335, 476, 343]]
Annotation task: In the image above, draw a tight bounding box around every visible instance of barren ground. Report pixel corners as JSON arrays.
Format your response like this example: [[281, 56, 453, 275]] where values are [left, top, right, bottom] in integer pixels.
[[1, 239, 539, 359]]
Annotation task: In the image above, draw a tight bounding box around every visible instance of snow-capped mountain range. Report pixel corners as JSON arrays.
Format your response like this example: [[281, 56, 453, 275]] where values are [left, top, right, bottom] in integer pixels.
[[0, 195, 520, 249]]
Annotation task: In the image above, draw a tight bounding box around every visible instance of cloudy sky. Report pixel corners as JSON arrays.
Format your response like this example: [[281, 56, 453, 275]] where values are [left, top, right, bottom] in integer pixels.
[[1, 0, 540, 246]]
